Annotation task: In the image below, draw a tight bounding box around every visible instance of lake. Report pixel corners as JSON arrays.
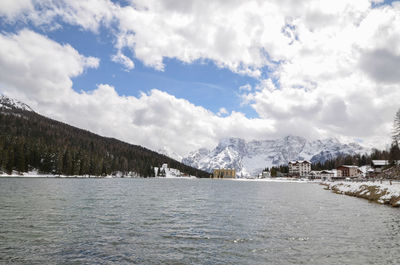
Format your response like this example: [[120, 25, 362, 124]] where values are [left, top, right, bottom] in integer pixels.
[[0, 178, 399, 264]]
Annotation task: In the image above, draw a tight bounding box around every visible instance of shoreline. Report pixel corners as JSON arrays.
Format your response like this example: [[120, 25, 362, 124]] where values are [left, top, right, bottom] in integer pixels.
[[0, 174, 197, 179], [0, 172, 134, 179], [232, 177, 317, 183], [323, 181, 400, 207], [0, 174, 319, 183]]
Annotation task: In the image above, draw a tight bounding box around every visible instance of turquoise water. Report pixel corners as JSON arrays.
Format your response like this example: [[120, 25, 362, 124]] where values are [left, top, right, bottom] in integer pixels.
[[0, 178, 399, 264]]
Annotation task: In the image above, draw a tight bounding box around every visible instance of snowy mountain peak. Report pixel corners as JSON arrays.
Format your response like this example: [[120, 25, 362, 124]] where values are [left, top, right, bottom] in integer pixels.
[[283, 135, 306, 142], [217, 137, 246, 150], [182, 136, 369, 177], [157, 146, 183, 161], [0, 95, 33, 112]]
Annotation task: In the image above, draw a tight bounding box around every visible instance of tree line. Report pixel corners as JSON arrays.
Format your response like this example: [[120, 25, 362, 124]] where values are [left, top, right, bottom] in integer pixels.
[[271, 107, 400, 173], [0, 107, 209, 178], [311, 146, 400, 171]]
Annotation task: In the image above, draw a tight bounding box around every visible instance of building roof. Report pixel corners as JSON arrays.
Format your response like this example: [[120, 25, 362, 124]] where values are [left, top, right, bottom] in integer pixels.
[[371, 160, 400, 166], [371, 160, 389, 166], [289, 160, 311, 164], [337, 165, 359, 169]]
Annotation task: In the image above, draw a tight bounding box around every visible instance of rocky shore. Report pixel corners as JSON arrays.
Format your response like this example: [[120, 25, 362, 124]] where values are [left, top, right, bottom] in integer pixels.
[[323, 181, 400, 207]]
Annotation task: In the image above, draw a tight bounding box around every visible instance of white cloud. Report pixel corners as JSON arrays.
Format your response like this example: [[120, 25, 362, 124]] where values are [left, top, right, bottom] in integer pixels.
[[0, 29, 275, 156], [1, 0, 400, 154], [111, 52, 134, 70], [0, 0, 33, 20], [0, 0, 116, 32], [217, 107, 228, 116], [0, 29, 99, 103], [239, 84, 252, 92]]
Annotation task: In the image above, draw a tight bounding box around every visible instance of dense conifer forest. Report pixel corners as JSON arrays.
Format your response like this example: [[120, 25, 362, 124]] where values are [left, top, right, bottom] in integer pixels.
[[0, 102, 210, 178], [311, 148, 398, 171]]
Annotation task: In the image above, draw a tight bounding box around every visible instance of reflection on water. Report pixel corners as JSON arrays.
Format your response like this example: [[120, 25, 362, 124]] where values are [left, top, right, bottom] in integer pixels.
[[0, 178, 399, 264]]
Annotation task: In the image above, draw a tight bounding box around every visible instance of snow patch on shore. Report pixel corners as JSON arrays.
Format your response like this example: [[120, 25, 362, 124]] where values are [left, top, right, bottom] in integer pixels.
[[325, 181, 400, 207], [233, 177, 315, 183], [0, 170, 141, 178]]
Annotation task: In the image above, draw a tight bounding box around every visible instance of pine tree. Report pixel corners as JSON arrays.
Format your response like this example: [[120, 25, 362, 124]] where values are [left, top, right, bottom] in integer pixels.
[[270, 167, 277, 177], [79, 154, 90, 175], [1, 148, 9, 173], [55, 151, 64, 175], [63, 149, 73, 175], [389, 142, 400, 165], [6, 146, 14, 174], [120, 157, 128, 174], [15, 141, 25, 173], [393, 108, 400, 145]]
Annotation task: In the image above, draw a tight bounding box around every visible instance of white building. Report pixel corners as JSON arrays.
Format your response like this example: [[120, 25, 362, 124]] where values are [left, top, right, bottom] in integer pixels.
[[309, 170, 322, 179], [288, 161, 311, 177], [320, 170, 335, 181], [155, 163, 182, 177], [260, 169, 271, 178]]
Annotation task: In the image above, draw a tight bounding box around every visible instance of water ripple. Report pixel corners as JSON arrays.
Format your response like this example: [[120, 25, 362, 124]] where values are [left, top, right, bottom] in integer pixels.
[[1, 179, 400, 264]]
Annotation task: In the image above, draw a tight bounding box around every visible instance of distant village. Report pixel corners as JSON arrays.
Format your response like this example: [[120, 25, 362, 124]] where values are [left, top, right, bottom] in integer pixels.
[[286, 160, 400, 181], [211, 159, 400, 181]]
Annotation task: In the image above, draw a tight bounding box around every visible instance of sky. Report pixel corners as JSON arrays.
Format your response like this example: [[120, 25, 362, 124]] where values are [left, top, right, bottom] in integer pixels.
[[0, 0, 400, 159]]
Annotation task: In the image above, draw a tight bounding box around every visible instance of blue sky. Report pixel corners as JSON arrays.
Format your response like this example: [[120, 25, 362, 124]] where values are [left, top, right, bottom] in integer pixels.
[[0, 0, 399, 156], [5, 17, 260, 117]]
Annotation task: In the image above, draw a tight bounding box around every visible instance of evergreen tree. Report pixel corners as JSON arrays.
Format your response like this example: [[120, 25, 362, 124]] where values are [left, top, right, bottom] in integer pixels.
[[80, 154, 90, 175], [270, 167, 277, 177], [389, 142, 400, 165], [1, 148, 9, 173], [63, 150, 73, 175], [5, 146, 14, 173], [15, 141, 25, 173], [55, 151, 64, 175], [393, 108, 400, 145]]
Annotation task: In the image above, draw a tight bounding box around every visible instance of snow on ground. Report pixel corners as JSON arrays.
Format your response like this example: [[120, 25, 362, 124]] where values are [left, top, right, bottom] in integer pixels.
[[154, 164, 196, 178], [325, 181, 400, 207], [233, 177, 316, 183], [0, 170, 141, 178], [0, 170, 53, 178]]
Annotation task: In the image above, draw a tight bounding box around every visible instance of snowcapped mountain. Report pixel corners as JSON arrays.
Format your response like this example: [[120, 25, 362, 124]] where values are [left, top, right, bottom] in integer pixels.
[[182, 136, 369, 177], [0, 95, 33, 112], [157, 146, 183, 162]]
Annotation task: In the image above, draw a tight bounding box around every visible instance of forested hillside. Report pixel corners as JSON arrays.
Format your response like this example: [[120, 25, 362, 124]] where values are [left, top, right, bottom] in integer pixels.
[[311, 148, 397, 170], [0, 97, 209, 177]]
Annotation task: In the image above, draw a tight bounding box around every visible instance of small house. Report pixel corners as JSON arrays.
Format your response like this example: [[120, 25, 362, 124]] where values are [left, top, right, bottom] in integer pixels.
[[337, 165, 362, 179], [320, 170, 335, 181]]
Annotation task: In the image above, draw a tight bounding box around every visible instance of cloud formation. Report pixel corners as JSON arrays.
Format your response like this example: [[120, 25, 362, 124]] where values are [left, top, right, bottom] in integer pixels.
[[1, 0, 400, 156], [0, 30, 275, 156], [0, 29, 99, 102]]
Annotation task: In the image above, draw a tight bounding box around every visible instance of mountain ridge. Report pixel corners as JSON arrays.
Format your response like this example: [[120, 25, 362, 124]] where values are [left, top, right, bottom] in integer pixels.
[[0, 95, 209, 178], [0, 95, 33, 112], [182, 136, 369, 177]]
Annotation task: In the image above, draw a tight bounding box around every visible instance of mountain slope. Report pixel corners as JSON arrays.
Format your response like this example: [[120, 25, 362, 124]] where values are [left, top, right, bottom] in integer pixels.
[[0, 95, 33, 112], [182, 136, 369, 177], [0, 96, 209, 177]]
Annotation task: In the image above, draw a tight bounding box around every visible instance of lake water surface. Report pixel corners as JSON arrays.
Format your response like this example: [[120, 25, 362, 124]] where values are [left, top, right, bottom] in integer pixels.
[[1, 178, 399, 264]]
